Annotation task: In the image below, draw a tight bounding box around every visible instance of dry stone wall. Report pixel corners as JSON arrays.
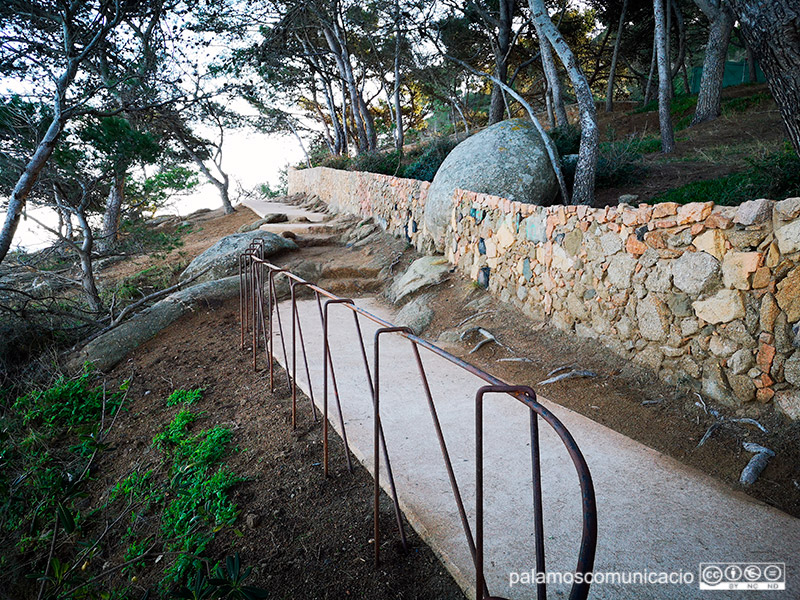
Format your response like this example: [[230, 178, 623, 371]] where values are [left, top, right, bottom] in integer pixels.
[[288, 167, 800, 419]]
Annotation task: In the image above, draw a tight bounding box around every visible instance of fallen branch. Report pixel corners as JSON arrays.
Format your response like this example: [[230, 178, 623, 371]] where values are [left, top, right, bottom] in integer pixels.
[[460, 327, 513, 354], [740, 442, 775, 486], [537, 369, 597, 386], [497, 357, 534, 363], [695, 401, 768, 448], [457, 311, 495, 328]]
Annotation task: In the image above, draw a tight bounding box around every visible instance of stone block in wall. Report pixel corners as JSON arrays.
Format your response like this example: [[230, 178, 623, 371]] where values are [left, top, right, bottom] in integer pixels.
[[692, 289, 746, 324], [672, 251, 721, 295]]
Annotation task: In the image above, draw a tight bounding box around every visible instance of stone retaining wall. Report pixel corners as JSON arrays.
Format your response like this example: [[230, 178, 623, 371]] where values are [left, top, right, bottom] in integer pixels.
[[288, 166, 800, 419], [288, 167, 433, 251]]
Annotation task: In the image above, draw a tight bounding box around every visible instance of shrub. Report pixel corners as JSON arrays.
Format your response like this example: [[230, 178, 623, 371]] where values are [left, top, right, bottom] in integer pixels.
[[318, 154, 352, 171], [651, 143, 800, 205], [596, 138, 647, 188], [348, 149, 403, 176], [403, 137, 458, 182], [549, 123, 581, 157]]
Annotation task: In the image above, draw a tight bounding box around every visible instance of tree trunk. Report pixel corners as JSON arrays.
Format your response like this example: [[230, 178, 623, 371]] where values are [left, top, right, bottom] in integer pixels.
[[393, 1, 404, 151], [287, 119, 312, 168], [489, 0, 514, 125], [322, 77, 345, 155], [536, 27, 569, 127], [359, 94, 378, 151], [322, 25, 369, 154], [606, 0, 629, 112], [670, 0, 687, 83], [692, 3, 734, 124], [727, 0, 800, 154], [451, 98, 470, 136], [654, 0, 676, 152], [311, 82, 336, 155], [644, 37, 658, 104], [0, 114, 64, 262], [530, 0, 599, 206], [75, 209, 102, 313], [545, 88, 556, 128], [746, 44, 757, 82], [99, 172, 125, 253]]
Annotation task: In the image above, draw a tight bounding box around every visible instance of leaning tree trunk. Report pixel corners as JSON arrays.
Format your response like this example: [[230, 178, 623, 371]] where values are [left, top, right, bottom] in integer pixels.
[[692, 4, 734, 124], [654, 0, 676, 153], [99, 171, 125, 253], [606, 0, 629, 112], [727, 0, 800, 155], [643, 37, 658, 104], [530, 0, 599, 206]]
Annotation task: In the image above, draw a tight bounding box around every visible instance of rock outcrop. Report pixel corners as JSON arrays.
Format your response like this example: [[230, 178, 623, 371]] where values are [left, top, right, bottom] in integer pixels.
[[180, 230, 296, 284]]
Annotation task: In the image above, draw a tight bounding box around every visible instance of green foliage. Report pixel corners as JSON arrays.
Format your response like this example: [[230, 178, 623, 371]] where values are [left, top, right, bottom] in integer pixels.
[[145, 410, 241, 584], [12, 366, 128, 429], [127, 166, 200, 213], [166, 388, 204, 407], [633, 93, 697, 117], [651, 144, 800, 205], [403, 137, 457, 182], [173, 553, 268, 600], [549, 124, 581, 157], [258, 168, 287, 198], [118, 218, 187, 256], [153, 409, 201, 449], [79, 116, 161, 174], [318, 154, 352, 170]]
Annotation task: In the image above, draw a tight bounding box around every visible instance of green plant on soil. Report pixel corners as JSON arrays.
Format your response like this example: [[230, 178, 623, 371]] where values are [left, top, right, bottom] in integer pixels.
[[166, 388, 204, 407], [0, 372, 246, 598], [651, 143, 800, 205]]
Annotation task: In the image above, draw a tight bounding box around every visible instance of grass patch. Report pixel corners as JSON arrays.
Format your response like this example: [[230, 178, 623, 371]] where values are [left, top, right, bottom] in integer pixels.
[[651, 143, 800, 205], [722, 92, 772, 115]]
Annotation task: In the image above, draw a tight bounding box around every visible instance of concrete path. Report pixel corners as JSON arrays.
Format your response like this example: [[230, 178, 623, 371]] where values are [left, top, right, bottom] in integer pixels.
[[240, 197, 329, 235], [269, 296, 799, 600]]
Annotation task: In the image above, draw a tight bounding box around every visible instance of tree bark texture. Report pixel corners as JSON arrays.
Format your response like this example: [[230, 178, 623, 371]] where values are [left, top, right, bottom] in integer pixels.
[[654, 0, 676, 152], [530, 0, 599, 206], [727, 0, 800, 154], [393, 0, 404, 150], [605, 0, 629, 112], [99, 172, 125, 253], [692, 1, 735, 124]]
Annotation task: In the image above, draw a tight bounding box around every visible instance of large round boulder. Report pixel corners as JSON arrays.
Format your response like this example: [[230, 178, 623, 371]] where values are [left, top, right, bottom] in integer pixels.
[[423, 118, 557, 250]]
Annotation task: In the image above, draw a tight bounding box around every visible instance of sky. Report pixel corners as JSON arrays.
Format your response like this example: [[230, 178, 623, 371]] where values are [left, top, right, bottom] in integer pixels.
[[2, 126, 304, 252]]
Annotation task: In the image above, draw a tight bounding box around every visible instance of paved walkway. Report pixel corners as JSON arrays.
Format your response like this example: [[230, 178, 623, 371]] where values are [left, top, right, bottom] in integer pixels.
[[269, 296, 799, 600]]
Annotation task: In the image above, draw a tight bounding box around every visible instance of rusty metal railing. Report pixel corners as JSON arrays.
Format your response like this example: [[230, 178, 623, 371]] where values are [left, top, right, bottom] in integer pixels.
[[238, 240, 597, 600]]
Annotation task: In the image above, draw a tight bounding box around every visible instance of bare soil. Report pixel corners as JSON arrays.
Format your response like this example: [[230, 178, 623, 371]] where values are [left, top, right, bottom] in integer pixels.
[[96, 296, 462, 599]]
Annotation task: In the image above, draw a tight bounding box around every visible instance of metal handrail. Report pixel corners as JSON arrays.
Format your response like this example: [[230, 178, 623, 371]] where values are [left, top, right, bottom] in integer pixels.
[[238, 244, 597, 600]]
